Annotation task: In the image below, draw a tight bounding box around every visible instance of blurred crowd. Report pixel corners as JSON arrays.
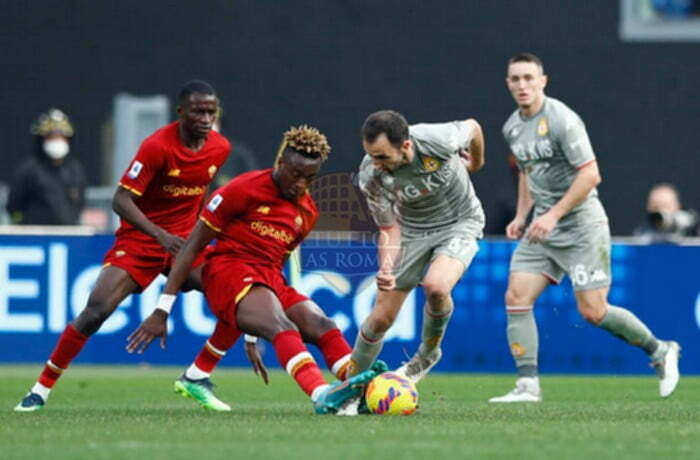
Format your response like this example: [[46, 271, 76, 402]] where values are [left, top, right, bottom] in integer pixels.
[[1, 108, 697, 245], [633, 183, 699, 243], [7, 109, 86, 226]]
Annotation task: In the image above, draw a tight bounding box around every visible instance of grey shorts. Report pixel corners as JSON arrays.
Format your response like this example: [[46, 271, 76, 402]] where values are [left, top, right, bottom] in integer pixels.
[[393, 220, 482, 290], [510, 221, 612, 291]]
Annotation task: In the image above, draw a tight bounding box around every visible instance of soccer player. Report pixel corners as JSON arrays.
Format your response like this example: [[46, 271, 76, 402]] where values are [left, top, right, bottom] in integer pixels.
[[126, 125, 378, 414], [489, 53, 680, 402], [14, 80, 231, 412], [348, 110, 485, 384]]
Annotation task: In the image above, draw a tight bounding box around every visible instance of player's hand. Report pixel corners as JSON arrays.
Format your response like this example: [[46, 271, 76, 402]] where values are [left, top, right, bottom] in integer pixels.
[[244, 342, 269, 385], [505, 217, 527, 240], [376, 270, 396, 291], [156, 230, 186, 255], [525, 211, 559, 243], [126, 310, 168, 354]]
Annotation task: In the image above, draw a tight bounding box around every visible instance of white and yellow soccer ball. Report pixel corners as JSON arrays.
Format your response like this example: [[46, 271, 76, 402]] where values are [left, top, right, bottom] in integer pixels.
[[365, 372, 418, 415]]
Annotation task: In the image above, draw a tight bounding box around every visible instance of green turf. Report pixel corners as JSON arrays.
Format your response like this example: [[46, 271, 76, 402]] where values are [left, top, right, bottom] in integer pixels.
[[1, 366, 698, 460]]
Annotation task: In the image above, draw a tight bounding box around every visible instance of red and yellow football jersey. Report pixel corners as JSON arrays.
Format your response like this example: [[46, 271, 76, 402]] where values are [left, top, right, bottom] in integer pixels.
[[200, 168, 318, 270], [116, 121, 231, 247]]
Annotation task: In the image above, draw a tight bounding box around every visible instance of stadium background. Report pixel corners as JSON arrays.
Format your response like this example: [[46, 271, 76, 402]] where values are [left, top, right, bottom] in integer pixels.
[[0, 1, 697, 373], [1, 0, 698, 234]]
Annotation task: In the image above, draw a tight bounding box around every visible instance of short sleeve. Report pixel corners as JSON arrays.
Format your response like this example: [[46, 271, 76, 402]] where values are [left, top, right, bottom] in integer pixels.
[[410, 121, 474, 161], [357, 156, 396, 228], [118, 137, 164, 196], [199, 180, 249, 232], [558, 113, 596, 168]]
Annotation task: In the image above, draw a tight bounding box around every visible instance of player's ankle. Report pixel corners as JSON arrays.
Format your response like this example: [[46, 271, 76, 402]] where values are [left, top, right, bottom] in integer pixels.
[[310, 384, 330, 402], [31, 382, 52, 401]]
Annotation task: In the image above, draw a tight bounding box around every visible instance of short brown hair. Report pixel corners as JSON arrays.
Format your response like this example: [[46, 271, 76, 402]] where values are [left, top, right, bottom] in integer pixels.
[[508, 52, 544, 73], [361, 110, 409, 148]]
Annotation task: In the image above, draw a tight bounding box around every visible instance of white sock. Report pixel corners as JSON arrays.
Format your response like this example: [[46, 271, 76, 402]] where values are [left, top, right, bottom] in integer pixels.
[[184, 364, 210, 380], [310, 384, 330, 402], [31, 382, 51, 401]]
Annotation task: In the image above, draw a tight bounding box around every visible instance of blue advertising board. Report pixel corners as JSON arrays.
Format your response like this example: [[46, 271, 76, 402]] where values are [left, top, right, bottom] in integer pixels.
[[0, 234, 698, 375]]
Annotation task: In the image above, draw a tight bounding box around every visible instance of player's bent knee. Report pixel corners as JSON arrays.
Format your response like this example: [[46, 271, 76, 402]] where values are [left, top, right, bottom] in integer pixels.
[[576, 298, 607, 324], [367, 314, 395, 335], [578, 305, 606, 325], [270, 315, 299, 335], [423, 280, 451, 301], [72, 303, 111, 336], [505, 288, 528, 307], [315, 315, 337, 333], [300, 315, 337, 343]]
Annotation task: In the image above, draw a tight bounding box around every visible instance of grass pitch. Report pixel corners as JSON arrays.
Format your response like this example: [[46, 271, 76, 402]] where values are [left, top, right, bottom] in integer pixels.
[[1, 365, 698, 460]]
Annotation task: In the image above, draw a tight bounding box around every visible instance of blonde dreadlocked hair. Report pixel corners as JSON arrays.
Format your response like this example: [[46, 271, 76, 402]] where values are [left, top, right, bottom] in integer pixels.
[[275, 125, 331, 166]]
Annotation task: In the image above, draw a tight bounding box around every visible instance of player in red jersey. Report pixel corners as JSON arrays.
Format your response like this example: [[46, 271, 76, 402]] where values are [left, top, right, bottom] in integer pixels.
[[127, 126, 380, 414], [14, 81, 231, 412]]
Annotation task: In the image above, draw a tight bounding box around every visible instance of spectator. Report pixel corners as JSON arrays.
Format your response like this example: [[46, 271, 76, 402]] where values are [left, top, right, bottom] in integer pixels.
[[7, 108, 86, 225], [633, 183, 698, 243]]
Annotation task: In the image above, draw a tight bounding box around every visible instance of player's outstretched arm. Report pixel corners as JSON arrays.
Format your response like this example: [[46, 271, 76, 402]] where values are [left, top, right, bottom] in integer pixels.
[[126, 221, 217, 354], [113, 187, 186, 255], [464, 119, 485, 173]]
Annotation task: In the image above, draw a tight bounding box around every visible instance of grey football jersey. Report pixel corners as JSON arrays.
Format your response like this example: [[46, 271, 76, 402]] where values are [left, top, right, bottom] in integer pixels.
[[358, 121, 485, 232], [502, 97, 607, 227]]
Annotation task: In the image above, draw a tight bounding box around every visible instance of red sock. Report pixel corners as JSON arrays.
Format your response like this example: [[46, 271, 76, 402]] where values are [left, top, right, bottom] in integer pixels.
[[193, 321, 241, 373], [38, 324, 88, 388], [316, 328, 352, 379], [273, 330, 326, 396]]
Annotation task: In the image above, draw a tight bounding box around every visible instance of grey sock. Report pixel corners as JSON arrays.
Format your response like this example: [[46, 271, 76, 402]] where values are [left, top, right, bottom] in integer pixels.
[[421, 299, 453, 355], [506, 305, 539, 376], [517, 364, 538, 378], [598, 305, 659, 355], [349, 321, 385, 376]]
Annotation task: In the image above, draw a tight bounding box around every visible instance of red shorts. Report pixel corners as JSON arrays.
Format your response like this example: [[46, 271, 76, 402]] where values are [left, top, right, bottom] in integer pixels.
[[103, 238, 209, 291], [202, 260, 308, 328]]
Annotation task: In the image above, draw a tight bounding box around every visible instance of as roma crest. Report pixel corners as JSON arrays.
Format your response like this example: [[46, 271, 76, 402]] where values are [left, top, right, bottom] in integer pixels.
[[537, 117, 549, 137], [208, 165, 218, 178]]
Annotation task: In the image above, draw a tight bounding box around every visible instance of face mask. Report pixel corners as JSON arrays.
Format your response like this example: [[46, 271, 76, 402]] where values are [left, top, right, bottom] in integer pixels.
[[43, 139, 70, 160]]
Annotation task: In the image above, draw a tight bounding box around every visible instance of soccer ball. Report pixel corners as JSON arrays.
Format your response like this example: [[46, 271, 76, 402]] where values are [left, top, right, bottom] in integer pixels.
[[365, 372, 418, 415]]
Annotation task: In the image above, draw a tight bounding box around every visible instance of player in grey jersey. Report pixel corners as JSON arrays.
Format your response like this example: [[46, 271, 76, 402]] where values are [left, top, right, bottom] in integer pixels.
[[490, 53, 680, 403], [347, 110, 485, 386]]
